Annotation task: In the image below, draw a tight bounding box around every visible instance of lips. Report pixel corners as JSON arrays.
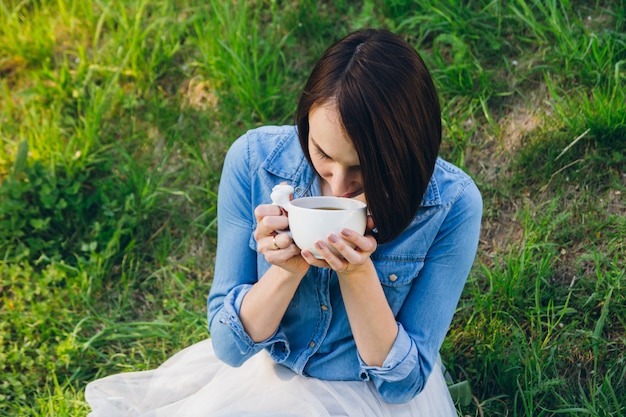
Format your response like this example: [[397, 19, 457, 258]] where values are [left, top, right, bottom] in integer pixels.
[[342, 189, 364, 199]]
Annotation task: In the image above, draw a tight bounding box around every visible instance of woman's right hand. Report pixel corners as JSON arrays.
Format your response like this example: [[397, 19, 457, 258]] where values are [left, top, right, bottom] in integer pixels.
[[253, 204, 310, 276]]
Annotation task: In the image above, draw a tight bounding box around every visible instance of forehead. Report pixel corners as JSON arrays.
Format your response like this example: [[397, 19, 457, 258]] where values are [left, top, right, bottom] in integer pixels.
[[308, 104, 359, 163]]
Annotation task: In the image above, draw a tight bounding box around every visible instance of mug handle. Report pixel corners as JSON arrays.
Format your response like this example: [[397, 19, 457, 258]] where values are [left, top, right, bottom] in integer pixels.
[[270, 184, 294, 209], [270, 184, 293, 236]]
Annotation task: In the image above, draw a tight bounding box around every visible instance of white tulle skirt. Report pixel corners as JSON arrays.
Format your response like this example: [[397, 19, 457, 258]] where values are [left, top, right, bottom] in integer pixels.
[[85, 339, 458, 417]]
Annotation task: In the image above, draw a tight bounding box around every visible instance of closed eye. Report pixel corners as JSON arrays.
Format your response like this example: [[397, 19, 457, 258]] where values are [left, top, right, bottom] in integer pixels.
[[313, 144, 331, 160]]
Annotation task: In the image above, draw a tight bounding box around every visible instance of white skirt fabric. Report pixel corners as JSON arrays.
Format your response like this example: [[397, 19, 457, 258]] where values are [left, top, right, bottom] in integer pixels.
[[85, 339, 458, 417]]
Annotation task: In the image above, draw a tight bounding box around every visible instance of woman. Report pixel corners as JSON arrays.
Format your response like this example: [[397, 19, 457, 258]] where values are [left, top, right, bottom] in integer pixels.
[[86, 28, 482, 417]]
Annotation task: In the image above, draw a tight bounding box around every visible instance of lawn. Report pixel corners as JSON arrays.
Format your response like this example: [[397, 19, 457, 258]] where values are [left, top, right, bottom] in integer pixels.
[[1, 1, 624, 416]]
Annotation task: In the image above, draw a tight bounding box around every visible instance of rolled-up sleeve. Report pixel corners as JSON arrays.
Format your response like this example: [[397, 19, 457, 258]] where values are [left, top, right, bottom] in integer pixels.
[[358, 323, 416, 382], [212, 284, 290, 366], [357, 323, 425, 404]]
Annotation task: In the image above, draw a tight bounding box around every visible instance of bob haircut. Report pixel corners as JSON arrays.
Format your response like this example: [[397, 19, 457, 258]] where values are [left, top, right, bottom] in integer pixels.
[[296, 28, 442, 244]]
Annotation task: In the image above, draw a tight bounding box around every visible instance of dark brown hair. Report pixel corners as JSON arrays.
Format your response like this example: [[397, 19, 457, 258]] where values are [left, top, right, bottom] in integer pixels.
[[296, 28, 441, 244]]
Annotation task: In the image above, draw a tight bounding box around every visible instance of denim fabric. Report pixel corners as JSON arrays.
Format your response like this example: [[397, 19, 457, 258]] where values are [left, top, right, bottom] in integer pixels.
[[208, 125, 482, 404]]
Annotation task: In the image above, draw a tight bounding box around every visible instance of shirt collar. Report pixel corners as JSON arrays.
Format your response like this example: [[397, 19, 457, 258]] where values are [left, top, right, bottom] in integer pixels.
[[421, 168, 441, 206], [261, 129, 318, 197]]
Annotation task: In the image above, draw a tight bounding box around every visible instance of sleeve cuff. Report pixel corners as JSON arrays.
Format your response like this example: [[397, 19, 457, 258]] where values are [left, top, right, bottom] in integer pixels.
[[218, 285, 290, 362], [358, 323, 416, 382]]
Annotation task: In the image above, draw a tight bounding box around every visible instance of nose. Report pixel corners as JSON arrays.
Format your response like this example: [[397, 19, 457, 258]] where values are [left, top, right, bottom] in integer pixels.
[[328, 166, 358, 197]]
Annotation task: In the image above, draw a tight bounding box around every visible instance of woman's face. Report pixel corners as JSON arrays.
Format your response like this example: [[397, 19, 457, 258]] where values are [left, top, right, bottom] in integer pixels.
[[308, 103, 365, 201]]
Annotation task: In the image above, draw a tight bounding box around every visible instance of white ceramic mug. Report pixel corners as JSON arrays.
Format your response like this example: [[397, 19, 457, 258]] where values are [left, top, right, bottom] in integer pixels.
[[270, 186, 367, 259]]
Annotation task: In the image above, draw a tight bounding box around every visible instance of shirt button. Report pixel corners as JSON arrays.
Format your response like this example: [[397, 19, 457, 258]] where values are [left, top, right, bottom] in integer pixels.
[[389, 274, 398, 282], [321, 305, 328, 311], [309, 341, 316, 348]]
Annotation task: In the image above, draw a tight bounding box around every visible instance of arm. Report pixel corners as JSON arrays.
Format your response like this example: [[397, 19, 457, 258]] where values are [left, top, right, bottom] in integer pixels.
[[372, 181, 483, 403], [208, 134, 309, 366], [336, 258, 399, 367], [308, 228, 398, 367], [208, 134, 262, 366]]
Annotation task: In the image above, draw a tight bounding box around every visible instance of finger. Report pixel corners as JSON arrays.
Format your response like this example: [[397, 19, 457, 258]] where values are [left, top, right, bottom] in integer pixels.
[[340, 229, 377, 253], [321, 235, 359, 267], [366, 215, 376, 231], [254, 206, 283, 235], [273, 232, 292, 250], [253, 211, 290, 241], [266, 242, 303, 264], [323, 233, 376, 268], [313, 240, 347, 271], [258, 235, 276, 255], [254, 204, 284, 223], [301, 249, 331, 268]]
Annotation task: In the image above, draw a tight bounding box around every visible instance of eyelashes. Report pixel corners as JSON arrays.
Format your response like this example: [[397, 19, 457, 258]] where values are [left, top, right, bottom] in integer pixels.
[[311, 143, 362, 172], [314, 147, 331, 160]]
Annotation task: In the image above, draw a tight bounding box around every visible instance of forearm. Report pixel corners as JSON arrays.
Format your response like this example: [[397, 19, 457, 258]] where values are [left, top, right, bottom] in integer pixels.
[[239, 265, 306, 342], [338, 260, 398, 367]]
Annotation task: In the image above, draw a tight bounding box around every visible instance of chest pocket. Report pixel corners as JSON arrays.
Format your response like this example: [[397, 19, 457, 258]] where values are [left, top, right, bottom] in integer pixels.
[[374, 258, 425, 317]]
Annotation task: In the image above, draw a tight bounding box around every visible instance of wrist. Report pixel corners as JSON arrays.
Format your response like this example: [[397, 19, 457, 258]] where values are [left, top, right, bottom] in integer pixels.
[[338, 258, 375, 280], [276, 260, 309, 282]]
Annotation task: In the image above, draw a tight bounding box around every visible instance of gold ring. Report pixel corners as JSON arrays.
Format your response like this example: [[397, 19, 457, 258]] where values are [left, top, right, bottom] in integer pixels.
[[272, 235, 280, 250], [340, 263, 349, 273]]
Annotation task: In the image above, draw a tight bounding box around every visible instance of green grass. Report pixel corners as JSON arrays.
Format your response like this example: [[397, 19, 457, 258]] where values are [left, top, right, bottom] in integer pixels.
[[1, 0, 624, 416]]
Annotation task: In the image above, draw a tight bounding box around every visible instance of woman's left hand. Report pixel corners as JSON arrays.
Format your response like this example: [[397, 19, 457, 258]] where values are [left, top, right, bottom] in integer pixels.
[[301, 227, 377, 275]]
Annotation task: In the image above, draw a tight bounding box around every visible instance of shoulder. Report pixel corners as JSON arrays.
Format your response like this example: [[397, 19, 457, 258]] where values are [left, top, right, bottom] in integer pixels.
[[222, 125, 297, 172], [227, 125, 299, 159], [423, 158, 482, 210], [222, 125, 314, 196]]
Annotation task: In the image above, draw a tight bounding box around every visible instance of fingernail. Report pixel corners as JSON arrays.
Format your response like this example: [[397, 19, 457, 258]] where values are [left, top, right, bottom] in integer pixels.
[[328, 234, 338, 243], [341, 229, 351, 237], [315, 241, 325, 250]]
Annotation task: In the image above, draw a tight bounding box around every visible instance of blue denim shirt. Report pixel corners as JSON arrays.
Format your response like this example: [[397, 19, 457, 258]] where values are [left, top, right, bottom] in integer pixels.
[[208, 125, 482, 404]]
